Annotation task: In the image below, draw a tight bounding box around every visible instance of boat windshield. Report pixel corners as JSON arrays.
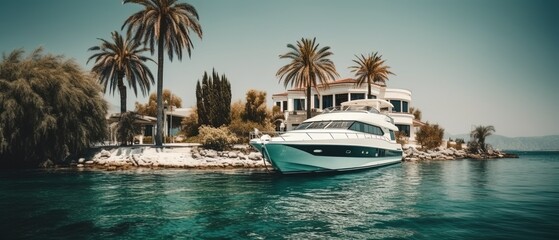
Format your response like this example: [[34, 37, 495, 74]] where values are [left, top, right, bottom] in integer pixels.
[[306, 121, 331, 129], [325, 121, 353, 129], [323, 105, 379, 114], [295, 121, 354, 130]]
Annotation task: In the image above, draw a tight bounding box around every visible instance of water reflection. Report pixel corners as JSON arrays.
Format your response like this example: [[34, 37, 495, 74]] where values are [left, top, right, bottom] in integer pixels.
[[1, 155, 557, 239]]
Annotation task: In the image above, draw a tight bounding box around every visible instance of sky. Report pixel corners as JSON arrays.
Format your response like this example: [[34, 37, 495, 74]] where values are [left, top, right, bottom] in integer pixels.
[[1, 0, 558, 137]]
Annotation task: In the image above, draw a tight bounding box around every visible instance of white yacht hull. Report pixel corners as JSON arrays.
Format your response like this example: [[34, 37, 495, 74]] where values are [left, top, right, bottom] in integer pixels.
[[251, 139, 402, 174]]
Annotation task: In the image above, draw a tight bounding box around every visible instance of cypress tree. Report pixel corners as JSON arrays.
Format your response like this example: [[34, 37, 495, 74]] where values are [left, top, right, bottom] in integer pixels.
[[195, 69, 231, 127]]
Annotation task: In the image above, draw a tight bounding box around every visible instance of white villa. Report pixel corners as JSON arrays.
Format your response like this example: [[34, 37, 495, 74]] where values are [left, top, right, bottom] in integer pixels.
[[271, 78, 423, 142], [106, 107, 192, 145]]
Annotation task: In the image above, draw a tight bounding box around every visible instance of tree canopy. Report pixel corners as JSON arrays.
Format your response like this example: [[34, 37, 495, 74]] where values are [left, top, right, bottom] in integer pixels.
[[0, 48, 108, 168], [123, 0, 203, 146], [277, 37, 339, 119], [243, 89, 268, 124], [87, 31, 154, 113], [469, 125, 496, 153], [350, 52, 394, 98], [135, 89, 182, 117]]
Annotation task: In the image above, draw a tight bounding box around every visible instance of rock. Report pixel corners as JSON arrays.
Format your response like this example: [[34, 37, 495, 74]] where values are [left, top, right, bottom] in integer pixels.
[[205, 150, 218, 158], [404, 148, 414, 156], [192, 153, 201, 159], [228, 152, 238, 158], [77, 164, 84, 168], [100, 150, 111, 158], [85, 161, 94, 165], [248, 152, 262, 160], [78, 158, 85, 163], [38, 160, 54, 168]]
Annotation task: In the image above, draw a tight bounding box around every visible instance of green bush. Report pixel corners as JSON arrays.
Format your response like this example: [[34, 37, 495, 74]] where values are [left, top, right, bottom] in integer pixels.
[[415, 123, 444, 150], [228, 119, 274, 143], [181, 108, 199, 137], [117, 112, 141, 146], [198, 125, 238, 151]]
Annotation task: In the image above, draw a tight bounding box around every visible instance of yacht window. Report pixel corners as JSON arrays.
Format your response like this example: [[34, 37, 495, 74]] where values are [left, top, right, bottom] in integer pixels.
[[325, 121, 353, 129], [349, 122, 384, 136], [390, 130, 395, 141], [295, 122, 311, 130], [306, 121, 331, 129]]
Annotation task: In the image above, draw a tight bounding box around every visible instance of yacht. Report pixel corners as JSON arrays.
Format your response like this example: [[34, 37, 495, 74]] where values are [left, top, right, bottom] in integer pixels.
[[250, 99, 403, 174]]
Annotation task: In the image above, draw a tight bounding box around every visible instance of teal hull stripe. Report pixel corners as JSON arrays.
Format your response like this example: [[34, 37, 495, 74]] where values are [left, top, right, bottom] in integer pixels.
[[285, 144, 402, 158]]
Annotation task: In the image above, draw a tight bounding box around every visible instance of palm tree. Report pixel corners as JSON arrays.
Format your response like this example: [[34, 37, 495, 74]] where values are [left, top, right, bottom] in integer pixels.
[[123, 0, 203, 147], [349, 52, 394, 99], [277, 37, 339, 119], [470, 125, 495, 153], [87, 31, 155, 113]]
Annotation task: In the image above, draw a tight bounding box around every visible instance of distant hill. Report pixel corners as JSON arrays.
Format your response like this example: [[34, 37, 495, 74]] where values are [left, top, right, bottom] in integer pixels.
[[444, 134, 559, 151]]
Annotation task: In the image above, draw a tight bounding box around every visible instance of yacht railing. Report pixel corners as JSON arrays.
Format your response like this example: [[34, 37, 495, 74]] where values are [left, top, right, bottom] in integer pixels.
[[251, 130, 391, 142], [322, 106, 395, 124]]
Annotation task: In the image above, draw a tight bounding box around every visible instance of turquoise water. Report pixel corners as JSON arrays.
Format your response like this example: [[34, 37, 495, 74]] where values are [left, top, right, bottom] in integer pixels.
[[1, 152, 558, 239]]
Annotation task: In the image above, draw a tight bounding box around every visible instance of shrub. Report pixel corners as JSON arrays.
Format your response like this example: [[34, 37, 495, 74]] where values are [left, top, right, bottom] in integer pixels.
[[467, 141, 481, 153], [415, 123, 444, 150], [243, 89, 268, 123], [228, 118, 274, 143], [198, 125, 238, 151], [181, 108, 199, 137], [396, 131, 408, 145], [117, 112, 141, 146], [455, 138, 465, 150]]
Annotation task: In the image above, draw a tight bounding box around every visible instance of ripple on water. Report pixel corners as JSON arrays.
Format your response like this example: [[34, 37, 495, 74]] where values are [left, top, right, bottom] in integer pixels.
[[1, 155, 558, 239]]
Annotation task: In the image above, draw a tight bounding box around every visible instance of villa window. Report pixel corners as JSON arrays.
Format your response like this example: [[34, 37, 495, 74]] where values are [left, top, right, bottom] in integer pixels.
[[335, 94, 349, 106], [350, 93, 365, 100], [322, 95, 333, 109], [282, 101, 287, 111], [402, 101, 409, 113], [396, 124, 410, 137], [275, 102, 281, 109], [314, 94, 320, 109], [390, 100, 401, 112], [294, 99, 305, 111], [144, 125, 153, 136]]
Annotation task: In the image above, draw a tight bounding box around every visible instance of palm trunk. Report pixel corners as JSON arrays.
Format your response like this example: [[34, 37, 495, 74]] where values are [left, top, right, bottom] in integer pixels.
[[367, 77, 372, 99], [306, 86, 311, 119], [118, 77, 127, 113], [154, 24, 165, 147]]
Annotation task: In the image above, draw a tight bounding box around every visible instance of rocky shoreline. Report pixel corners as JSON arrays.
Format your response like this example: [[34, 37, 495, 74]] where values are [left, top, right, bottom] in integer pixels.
[[78, 145, 518, 171], [403, 147, 518, 162], [78, 146, 267, 170]]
